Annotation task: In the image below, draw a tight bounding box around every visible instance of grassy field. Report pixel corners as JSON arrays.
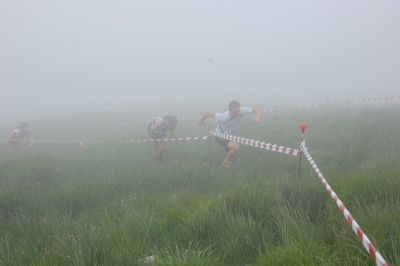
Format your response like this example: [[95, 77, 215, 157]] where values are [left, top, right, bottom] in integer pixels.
[[0, 102, 399, 265]]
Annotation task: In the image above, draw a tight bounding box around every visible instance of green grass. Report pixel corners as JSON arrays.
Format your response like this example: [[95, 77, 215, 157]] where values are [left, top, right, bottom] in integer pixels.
[[0, 102, 399, 265]]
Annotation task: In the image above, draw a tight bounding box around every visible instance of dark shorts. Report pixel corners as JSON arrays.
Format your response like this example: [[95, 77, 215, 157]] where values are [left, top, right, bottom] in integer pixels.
[[215, 136, 230, 152]]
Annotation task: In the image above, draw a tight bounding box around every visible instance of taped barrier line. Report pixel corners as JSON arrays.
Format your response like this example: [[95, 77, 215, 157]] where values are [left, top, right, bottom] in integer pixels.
[[210, 131, 300, 156], [303, 147, 388, 266], [262, 95, 400, 112], [102, 121, 150, 127], [33, 95, 400, 128], [33, 125, 71, 128], [2, 136, 209, 144], [102, 117, 201, 127], [99, 95, 400, 126], [101, 95, 400, 126], [262, 100, 342, 112], [349, 95, 400, 103]]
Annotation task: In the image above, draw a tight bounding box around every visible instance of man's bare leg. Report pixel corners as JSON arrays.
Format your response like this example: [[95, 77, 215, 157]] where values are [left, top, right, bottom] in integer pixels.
[[153, 142, 161, 162], [158, 140, 168, 163], [220, 141, 239, 168]]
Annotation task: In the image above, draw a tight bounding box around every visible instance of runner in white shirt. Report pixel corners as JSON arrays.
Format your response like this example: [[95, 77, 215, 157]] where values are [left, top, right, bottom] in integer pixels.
[[199, 100, 261, 168]]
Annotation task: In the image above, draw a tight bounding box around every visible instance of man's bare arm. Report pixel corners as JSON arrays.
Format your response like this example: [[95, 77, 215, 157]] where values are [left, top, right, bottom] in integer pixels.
[[198, 110, 216, 126], [251, 107, 261, 124]]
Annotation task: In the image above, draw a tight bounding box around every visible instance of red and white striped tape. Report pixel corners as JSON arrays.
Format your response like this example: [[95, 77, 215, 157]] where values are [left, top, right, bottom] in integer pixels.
[[34, 125, 71, 128], [349, 95, 400, 103], [33, 95, 399, 128], [303, 148, 388, 266], [106, 96, 400, 126], [210, 131, 300, 156], [102, 117, 200, 127], [102, 121, 150, 127], [263, 100, 342, 112], [262, 95, 399, 112], [2, 136, 209, 144]]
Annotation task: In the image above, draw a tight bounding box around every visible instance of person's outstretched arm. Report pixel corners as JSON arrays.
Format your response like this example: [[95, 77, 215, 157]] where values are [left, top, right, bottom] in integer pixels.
[[199, 111, 216, 126], [251, 107, 261, 124]]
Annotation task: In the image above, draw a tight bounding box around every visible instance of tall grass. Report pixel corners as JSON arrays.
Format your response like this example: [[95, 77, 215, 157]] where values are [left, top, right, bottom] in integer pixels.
[[0, 102, 399, 265]]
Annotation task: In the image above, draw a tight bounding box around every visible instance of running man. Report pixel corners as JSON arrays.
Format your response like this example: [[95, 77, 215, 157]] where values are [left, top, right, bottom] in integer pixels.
[[199, 100, 261, 168], [8, 121, 31, 154], [148, 115, 178, 163]]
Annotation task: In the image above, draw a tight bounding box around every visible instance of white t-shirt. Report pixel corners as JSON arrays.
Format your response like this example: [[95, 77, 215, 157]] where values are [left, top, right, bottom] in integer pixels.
[[214, 107, 252, 135], [9, 128, 30, 139]]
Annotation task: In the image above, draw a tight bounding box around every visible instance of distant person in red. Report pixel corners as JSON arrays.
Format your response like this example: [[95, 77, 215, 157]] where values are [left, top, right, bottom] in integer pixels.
[[8, 121, 31, 153], [148, 115, 178, 163]]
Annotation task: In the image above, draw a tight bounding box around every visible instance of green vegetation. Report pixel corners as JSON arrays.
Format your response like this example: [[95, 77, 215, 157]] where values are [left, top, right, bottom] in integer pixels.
[[0, 103, 399, 265]]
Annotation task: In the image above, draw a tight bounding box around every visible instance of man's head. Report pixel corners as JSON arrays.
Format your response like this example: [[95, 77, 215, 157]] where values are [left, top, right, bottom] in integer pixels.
[[166, 115, 178, 128], [228, 100, 241, 118], [20, 121, 29, 132]]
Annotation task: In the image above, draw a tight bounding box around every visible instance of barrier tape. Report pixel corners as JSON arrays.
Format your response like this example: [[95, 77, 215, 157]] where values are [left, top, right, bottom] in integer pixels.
[[1, 136, 209, 144], [263, 101, 342, 112], [210, 131, 300, 156], [102, 121, 150, 127], [33, 125, 71, 128], [303, 148, 388, 266], [100, 117, 200, 127], [349, 95, 400, 103], [262, 95, 400, 112], [33, 95, 399, 128]]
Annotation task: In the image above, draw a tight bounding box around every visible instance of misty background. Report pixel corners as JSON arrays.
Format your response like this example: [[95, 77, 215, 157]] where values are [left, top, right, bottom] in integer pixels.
[[1, 1, 399, 124]]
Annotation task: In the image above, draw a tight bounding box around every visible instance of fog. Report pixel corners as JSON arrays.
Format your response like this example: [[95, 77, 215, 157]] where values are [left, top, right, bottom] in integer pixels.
[[1, 1, 399, 124]]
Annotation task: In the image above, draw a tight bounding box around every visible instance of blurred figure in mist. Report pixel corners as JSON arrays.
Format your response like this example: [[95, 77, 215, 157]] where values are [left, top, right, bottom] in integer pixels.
[[199, 100, 261, 168], [8, 121, 31, 154], [147, 115, 178, 163]]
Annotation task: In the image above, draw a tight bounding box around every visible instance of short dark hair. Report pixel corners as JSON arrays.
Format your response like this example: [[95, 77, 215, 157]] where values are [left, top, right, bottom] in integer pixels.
[[228, 100, 240, 111], [167, 115, 178, 126], [20, 121, 29, 127]]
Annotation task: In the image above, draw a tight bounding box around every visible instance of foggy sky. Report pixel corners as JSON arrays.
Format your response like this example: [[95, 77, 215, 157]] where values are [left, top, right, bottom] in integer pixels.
[[1, 1, 399, 123]]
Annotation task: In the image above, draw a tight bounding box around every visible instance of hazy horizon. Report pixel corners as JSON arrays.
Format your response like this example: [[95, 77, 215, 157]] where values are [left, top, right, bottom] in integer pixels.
[[1, 1, 399, 124]]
